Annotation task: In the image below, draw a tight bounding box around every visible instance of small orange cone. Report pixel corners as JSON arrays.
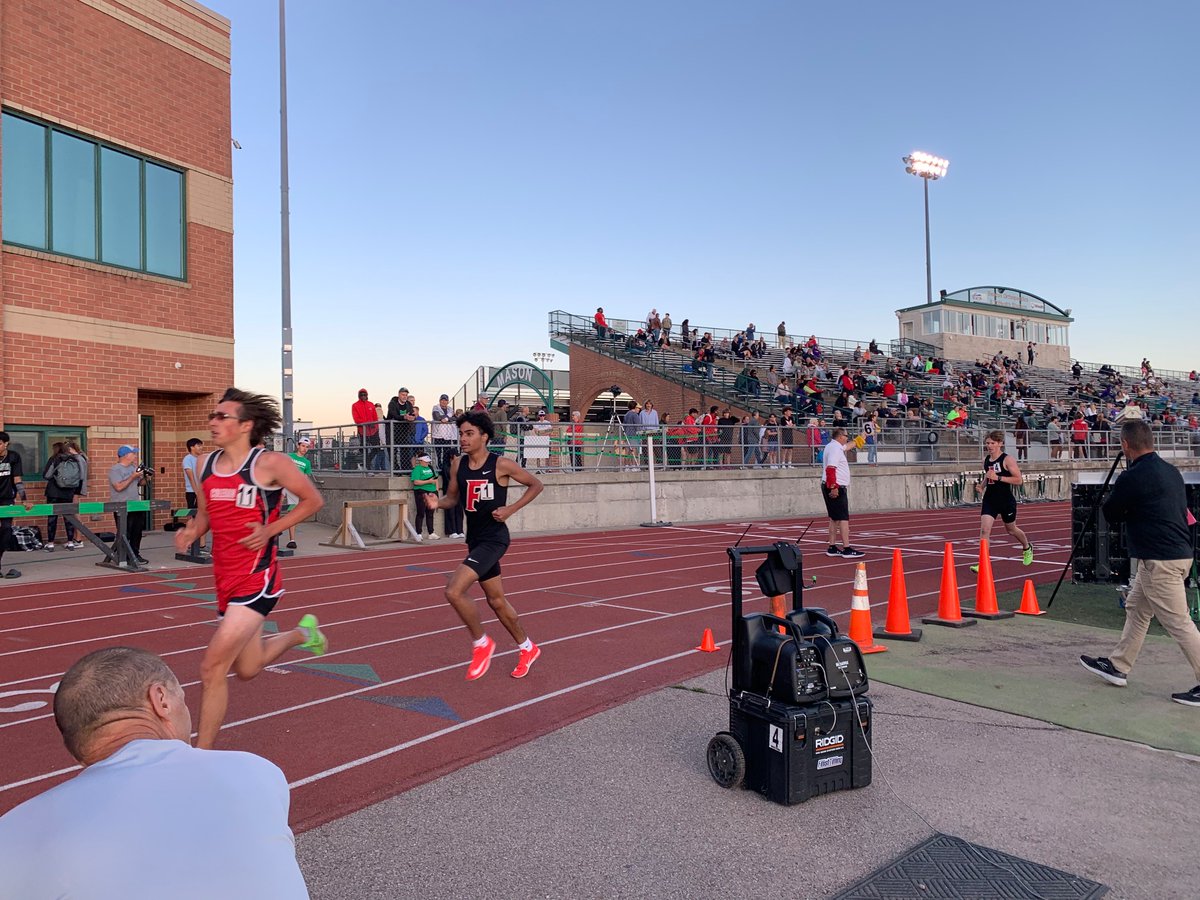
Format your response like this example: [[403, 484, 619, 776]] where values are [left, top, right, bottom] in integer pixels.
[[1015, 579, 1047, 616], [876, 548, 922, 641], [922, 542, 977, 629], [696, 628, 719, 652], [964, 539, 1014, 621], [848, 562, 887, 654]]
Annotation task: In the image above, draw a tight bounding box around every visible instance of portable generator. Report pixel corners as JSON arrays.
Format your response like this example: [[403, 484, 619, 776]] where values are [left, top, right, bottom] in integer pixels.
[[706, 542, 873, 805]]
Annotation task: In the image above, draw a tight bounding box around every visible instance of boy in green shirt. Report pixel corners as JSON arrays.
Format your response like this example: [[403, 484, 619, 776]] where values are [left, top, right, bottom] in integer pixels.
[[410, 451, 439, 541], [285, 438, 314, 549]]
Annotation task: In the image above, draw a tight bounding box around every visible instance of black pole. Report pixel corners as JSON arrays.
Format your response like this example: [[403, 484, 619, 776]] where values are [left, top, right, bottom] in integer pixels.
[[1046, 451, 1124, 609]]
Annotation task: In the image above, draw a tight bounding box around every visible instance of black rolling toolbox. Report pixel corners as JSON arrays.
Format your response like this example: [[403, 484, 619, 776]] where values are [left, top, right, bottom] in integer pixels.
[[729, 692, 873, 805]]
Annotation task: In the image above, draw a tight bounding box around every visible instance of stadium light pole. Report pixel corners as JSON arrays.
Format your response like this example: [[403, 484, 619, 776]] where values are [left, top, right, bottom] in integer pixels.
[[279, 0, 294, 447], [902, 151, 949, 305]]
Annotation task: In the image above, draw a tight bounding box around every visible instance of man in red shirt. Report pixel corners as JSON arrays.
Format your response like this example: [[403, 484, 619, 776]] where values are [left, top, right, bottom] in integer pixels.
[[683, 408, 701, 466], [351, 388, 379, 471], [594, 307, 608, 341], [1071, 414, 1090, 459], [700, 405, 719, 467], [175, 388, 326, 749]]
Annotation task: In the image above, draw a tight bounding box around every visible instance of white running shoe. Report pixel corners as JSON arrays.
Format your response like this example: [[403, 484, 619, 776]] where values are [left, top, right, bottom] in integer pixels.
[[427, 533, 440, 540]]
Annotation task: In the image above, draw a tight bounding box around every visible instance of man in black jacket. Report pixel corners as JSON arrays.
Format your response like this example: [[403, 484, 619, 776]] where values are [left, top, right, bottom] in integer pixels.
[[386, 387, 416, 473], [1080, 420, 1200, 706]]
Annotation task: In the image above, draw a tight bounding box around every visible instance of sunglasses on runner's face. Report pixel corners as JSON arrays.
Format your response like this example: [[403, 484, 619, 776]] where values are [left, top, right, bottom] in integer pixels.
[[207, 412, 245, 422]]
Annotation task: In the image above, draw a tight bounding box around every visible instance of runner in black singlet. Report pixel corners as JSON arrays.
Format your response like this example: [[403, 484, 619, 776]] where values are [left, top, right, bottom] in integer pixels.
[[973, 429, 1034, 573], [437, 411, 544, 680]]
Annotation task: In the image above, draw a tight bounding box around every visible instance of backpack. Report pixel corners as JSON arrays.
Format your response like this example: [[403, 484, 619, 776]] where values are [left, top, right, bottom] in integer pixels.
[[51, 456, 83, 490]]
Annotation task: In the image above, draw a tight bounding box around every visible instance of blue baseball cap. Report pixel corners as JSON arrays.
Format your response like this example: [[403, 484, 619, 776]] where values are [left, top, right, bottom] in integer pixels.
[[117, 445, 138, 457]]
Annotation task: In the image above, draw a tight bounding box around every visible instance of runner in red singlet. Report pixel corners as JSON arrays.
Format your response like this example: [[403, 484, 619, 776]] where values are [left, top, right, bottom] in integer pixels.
[[174, 388, 327, 749]]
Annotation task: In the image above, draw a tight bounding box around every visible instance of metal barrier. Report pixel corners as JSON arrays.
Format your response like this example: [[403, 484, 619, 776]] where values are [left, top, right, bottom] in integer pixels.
[[300, 418, 1199, 477], [0, 499, 171, 571]]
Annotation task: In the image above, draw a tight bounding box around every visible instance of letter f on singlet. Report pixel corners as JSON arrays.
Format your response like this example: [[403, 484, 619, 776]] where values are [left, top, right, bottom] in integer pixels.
[[465, 479, 493, 512]]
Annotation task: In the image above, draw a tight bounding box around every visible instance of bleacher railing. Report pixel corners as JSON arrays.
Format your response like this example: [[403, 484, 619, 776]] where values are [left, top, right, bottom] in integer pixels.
[[298, 419, 1198, 475]]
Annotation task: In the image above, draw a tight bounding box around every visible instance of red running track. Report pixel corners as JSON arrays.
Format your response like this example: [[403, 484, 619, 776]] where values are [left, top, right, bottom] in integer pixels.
[[0, 503, 1072, 831]]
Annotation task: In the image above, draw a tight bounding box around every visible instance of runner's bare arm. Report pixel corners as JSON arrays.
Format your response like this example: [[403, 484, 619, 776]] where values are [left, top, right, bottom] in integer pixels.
[[492, 457, 543, 522], [436, 456, 461, 510], [237, 451, 325, 550], [1002, 457, 1024, 486]]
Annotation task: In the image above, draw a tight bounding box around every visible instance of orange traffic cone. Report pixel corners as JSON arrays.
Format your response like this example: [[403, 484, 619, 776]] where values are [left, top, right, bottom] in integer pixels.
[[696, 628, 719, 652], [1015, 579, 1047, 616], [848, 562, 887, 654], [769, 594, 788, 633], [875, 548, 922, 641], [922, 542, 977, 628], [964, 539, 1014, 620]]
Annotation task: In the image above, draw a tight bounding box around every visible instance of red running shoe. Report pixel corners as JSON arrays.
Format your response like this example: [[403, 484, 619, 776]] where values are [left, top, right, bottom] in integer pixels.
[[466, 635, 495, 681], [511, 642, 541, 679]]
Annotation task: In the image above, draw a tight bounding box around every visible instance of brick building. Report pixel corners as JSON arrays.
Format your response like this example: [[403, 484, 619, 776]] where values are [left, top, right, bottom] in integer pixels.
[[0, 0, 232, 519]]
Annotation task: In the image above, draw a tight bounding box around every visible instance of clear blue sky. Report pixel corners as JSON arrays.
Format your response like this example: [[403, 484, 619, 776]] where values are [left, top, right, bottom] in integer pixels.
[[209, 0, 1199, 427]]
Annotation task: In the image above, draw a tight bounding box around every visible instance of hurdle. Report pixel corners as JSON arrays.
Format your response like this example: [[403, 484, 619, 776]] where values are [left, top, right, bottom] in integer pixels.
[[0, 499, 170, 571], [320, 498, 411, 550]]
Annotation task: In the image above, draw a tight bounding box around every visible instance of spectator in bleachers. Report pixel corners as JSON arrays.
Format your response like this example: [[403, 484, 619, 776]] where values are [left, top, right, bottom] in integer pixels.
[[639, 400, 660, 436], [594, 307, 608, 341], [682, 408, 701, 467], [777, 321, 787, 348], [862, 411, 878, 465], [780, 409, 796, 468], [413, 406, 429, 453], [1071, 412, 1090, 458], [351, 388, 378, 471], [627, 329, 650, 354], [661, 312, 672, 346], [700, 406, 719, 467], [386, 387, 417, 472], [760, 415, 780, 468], [1072, 360, 1084, 379], [869, 339, 880, 356], [1013, 414, 1030, 461], [716, 408, 737, 469], [745, 322, 756, 342], [1046, 416, 1065, 458]]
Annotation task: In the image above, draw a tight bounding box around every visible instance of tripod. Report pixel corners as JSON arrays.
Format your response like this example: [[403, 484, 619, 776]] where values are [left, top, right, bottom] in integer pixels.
[[596, 392, 640, 471], [1047, 450, 1124, 609]]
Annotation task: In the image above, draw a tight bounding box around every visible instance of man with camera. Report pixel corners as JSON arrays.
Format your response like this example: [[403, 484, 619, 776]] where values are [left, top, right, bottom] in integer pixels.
[[109, 445, 151, 565]]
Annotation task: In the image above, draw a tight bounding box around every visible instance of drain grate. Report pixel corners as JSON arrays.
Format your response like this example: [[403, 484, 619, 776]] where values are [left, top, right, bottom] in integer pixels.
[[831, 834, 1108, 899]]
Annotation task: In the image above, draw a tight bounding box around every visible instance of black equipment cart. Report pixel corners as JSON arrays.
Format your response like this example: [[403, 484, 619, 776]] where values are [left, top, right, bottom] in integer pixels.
[[706, 542, 873, 805]]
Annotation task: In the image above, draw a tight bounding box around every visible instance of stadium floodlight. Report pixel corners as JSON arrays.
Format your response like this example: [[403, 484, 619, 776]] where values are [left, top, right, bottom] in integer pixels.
[[902, 151, 950, 304]]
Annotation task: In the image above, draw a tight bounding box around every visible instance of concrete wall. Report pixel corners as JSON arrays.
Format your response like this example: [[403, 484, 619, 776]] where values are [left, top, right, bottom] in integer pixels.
[[314, 458, 1200, 538]]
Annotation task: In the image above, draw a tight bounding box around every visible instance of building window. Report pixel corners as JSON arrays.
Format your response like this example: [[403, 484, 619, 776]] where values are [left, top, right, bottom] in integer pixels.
[[921, 310, 941, 335], [4, 426, 88, 483], [2, 110, 185, 279]]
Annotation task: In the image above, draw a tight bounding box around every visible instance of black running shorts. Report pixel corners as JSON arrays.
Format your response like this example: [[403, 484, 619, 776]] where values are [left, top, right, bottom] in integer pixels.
[[981, 495, 1018, 524], [463, 539, 509, 583]]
